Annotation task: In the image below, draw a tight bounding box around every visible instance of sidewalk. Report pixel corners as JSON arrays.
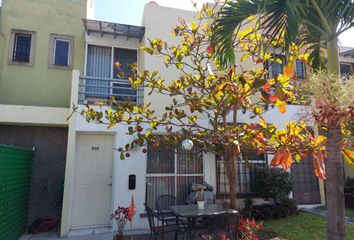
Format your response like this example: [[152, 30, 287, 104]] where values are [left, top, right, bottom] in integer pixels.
[[303, 207, 354, 224], [19, 232, 152, 240]]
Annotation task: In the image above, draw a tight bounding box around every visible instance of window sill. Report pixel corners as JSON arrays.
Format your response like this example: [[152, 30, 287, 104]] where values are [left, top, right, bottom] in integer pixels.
[[8, 61, 33, 67], [48, 64, 73, 70]]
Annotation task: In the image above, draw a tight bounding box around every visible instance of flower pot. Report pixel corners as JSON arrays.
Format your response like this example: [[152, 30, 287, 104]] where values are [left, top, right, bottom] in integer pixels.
[[197, 200, 205, 209], [114, 233, 124, 240]]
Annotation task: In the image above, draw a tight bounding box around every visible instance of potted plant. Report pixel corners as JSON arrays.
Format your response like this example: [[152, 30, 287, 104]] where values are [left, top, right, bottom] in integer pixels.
[[194, 185, 206, 209], [111, 196, 136, 240]]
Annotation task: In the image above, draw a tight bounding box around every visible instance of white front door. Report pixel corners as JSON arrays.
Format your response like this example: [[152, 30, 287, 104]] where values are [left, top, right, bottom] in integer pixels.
[[72, 134, 114, 228]]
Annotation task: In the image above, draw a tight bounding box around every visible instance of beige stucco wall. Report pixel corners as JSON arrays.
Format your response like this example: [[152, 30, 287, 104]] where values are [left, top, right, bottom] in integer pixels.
[[141, 5, 197, 116], [0, 0, 87, 108]]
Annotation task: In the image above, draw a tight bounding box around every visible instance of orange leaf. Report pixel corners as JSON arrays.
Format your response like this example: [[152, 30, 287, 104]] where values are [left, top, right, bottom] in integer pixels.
[[279, 101, 286, 114], [312, 151, 326, 180], [256, 149, 265, 155], [271, 148, 292, 170], [343, 148, 354, 159], [283, 57, 295, 78], [256, 133, 267, 144], [270, 151, 282, 167], [281, 148, 292, 170], [255, 59, 263, 64], [127, 195, 136, 222]]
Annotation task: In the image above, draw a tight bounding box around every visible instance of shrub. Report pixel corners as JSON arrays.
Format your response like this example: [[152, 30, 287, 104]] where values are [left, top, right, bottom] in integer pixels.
[[241, 199, 298, 221], [255, 168, 293, 203]]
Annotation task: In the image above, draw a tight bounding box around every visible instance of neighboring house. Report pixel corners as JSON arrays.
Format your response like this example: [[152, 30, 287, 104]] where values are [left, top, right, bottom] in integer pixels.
[[340, 46, 354, 77], [60, 2, 325, 237], [339, 47, 354, 179], [0, 0, 93, 232]]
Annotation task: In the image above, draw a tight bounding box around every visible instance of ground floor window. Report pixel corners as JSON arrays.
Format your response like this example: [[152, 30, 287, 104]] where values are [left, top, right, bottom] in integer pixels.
[[216, 152, 268, 198], [145, 142, 203, 208]]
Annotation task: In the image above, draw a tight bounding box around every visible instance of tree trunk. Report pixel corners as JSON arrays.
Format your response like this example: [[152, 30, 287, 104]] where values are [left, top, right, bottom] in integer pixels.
[[325, 128, 345, 240], [326, 38, 340, 75], [225, 148, 238, 209]]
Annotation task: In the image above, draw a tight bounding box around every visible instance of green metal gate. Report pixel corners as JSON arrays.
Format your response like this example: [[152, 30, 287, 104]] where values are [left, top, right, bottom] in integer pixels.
[[0, 145, 34, 240]]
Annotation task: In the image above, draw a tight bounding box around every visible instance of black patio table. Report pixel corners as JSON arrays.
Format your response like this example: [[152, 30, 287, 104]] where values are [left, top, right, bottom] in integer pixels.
[[169, 204, 238, 240]]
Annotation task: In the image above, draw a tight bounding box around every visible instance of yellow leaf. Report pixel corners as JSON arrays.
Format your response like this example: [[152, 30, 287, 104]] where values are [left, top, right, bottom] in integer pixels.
[[295, 154, 302, 162], [275, 58, 283, 64], [241, 53, 250, 62], [94, 101, 104, 106], [259, 117, 266, 128]]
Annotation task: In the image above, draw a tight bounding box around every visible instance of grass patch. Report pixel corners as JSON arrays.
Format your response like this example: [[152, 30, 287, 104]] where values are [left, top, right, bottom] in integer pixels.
[[259, 211, 354, 240]]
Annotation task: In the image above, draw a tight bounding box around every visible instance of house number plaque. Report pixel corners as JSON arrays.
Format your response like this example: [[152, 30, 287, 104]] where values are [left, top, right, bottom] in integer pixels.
[[91, 146, 99, 150]]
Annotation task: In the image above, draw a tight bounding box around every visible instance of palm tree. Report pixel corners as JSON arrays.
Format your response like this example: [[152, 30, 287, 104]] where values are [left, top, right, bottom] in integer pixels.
[[212, 1, 354, 239]]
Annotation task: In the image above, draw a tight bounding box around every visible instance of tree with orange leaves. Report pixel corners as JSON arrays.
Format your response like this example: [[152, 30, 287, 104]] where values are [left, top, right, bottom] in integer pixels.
[[77, 3, 327, 210]]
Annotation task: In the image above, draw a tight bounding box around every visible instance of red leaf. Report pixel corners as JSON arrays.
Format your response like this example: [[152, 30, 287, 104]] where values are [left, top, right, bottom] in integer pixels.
[[269, 95, 277, 102], [248, 124, 258, 130], [207, 45, 213, 55], [262, 83, 271, 93]]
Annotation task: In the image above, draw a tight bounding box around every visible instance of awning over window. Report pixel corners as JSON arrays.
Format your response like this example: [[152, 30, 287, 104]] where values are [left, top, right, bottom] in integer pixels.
[[82, 19, 145, 41], [340, 47, 354, 58]]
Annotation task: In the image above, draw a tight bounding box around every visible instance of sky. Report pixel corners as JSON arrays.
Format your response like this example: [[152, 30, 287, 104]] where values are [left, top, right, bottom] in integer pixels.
[[94, 0, 354, 48]]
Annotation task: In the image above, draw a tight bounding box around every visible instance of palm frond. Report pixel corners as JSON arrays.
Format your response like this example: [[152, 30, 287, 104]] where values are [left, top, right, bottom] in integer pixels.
[[212, 0, 261, 66]]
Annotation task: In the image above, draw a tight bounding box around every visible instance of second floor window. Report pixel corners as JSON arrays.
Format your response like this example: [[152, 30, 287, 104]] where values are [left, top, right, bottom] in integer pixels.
[[54, 39, 69, 66], [13, 33, 32, 62], [8, 29, 36, 65], [49, 34, 74, 69]]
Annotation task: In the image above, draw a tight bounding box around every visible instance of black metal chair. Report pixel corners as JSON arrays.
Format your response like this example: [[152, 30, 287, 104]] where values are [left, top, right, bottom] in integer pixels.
[[156, 194, 179, 210], [144, 203, 186, 240], [155, 195, 188, 236], [155, 195, 180, 223], [206, 210, 240, 240]]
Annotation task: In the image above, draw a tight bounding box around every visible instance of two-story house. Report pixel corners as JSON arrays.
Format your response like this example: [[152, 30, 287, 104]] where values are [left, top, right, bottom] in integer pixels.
[[59, 2, 326, 237], [0, 0, 93, 233]]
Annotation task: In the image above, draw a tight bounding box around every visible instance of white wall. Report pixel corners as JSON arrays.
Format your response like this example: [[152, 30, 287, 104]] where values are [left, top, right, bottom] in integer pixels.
[[141, 5, 197, 116]]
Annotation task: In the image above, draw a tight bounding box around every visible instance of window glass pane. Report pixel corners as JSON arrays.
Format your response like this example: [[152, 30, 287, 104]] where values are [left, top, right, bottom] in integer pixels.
[[296, 60, 305, 79], [271, 62, 283, 77], [113, 48, 137, 79], [13, 33, 31, 62], [177, 147, 203, 174], [146, 176, 175, 209], [147, 143, 174, 174], [340, 63, 352, 77], [54, 39, 69, 66], [216, 152, 267, 196], [113, 48, 137, 101]]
